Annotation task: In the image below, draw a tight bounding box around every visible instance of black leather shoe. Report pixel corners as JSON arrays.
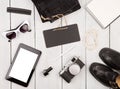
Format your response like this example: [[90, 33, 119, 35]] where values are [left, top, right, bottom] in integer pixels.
[[89, 62, 120, 89], [99, 48, 120, 70]]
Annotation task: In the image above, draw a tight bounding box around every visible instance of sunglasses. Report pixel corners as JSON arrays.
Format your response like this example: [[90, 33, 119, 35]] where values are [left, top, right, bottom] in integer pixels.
[[2, 21, 31, 42]]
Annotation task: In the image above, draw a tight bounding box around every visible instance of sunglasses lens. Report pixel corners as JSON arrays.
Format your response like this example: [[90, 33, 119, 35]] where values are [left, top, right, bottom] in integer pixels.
[[20, 24, 29, 33], [6, 32, 16, 40]]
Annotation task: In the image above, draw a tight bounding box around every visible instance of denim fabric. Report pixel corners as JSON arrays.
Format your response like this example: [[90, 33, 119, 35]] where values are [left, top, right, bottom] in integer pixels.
[[32, 0, 81, 22]]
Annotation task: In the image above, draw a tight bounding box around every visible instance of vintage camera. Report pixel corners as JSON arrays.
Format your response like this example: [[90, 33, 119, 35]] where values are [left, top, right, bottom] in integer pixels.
[[59, 57, 84, 83]]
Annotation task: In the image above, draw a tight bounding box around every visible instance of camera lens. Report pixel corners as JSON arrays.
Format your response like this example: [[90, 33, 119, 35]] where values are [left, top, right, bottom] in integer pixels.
[[69, 64, 80, 75]]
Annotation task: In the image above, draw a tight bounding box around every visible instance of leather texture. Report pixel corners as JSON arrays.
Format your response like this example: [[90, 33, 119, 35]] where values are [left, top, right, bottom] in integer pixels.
[[99, 48, 120, 70], [32, 0, 81, 22], [89, 62, 119, 88]]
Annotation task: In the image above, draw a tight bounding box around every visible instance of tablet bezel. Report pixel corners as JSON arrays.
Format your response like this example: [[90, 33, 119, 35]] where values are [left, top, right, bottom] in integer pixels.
[[5, 43, 42, 87]]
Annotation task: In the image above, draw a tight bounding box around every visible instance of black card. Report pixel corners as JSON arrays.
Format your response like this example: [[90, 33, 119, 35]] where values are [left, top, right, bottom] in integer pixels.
[[43, 24, 80, 48]]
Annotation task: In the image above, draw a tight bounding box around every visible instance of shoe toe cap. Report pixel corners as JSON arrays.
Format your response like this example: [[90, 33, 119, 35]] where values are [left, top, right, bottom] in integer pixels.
[[89, 62, 117, 87], [99, 48, 120, 70]]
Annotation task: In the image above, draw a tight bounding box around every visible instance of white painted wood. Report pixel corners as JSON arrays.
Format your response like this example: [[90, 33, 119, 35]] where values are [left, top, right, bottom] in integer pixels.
[[110, 18, 120, 51], [62, 0, 86, 89], [0, 0, 119, 89], [86, 0, 110, 89], [107, 16, 120, 89], [35, 7, 62, 89], [0, 1, 11, 89], [10, 0, 35, 89]]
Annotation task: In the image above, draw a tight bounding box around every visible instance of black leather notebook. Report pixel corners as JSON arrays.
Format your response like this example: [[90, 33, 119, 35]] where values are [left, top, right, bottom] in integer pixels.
[[43, 24, 80, 48]]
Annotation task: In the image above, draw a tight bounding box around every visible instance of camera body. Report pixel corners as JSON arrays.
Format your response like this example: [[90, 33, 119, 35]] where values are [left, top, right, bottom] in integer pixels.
[[59, 57, 84, 83]]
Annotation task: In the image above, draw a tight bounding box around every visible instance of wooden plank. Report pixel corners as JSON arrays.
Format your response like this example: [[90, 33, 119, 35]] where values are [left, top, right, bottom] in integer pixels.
[[110, 18, 120, 52], [110, 17, 120, 89], [10, 0, 35, 89], [35, 6, 62, 89], [0, 1, 11, 89], [86, 0, 110, 89], [62, 0, 86, 89]]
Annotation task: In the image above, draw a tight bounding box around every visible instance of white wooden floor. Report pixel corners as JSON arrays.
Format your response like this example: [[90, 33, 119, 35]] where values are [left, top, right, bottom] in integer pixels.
[[1, 0, 120, 89]]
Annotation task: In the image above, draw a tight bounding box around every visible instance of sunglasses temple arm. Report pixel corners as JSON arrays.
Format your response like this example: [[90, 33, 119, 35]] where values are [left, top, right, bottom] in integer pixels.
[[28, 29, 31, 32], [11, 28, 16, 30]]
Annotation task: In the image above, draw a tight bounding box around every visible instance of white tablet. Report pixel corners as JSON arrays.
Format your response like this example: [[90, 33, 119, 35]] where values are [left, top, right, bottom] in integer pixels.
[[6, 43, 42, 87]]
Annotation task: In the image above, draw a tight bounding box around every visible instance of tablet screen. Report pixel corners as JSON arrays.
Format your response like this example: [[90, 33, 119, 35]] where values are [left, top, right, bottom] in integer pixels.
[[9, 48, 38, 83]]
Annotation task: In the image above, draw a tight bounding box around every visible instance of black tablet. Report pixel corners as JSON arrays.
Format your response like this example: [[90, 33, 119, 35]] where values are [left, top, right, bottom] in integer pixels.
[[6, 43, 42, 87]]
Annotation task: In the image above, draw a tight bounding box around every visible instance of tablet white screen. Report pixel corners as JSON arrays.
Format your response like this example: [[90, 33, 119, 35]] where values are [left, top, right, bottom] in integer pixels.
[[9, 48, 38, 83]]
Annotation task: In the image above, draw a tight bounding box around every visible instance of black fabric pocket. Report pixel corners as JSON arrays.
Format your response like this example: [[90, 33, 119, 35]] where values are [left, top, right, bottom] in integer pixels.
[[32, 0, 81, 22]]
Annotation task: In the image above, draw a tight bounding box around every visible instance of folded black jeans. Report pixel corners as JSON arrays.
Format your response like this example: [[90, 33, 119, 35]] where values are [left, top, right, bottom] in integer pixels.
[[32, 0, 81, 22]]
